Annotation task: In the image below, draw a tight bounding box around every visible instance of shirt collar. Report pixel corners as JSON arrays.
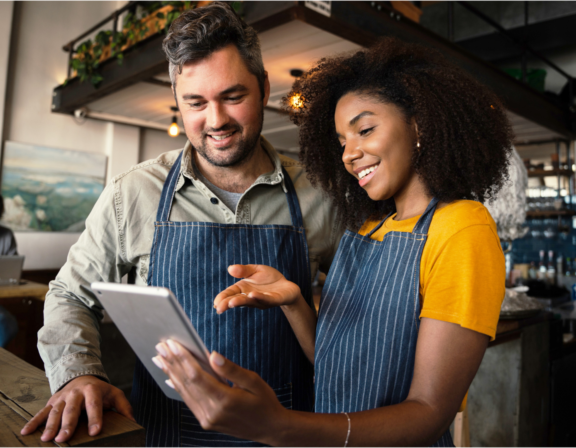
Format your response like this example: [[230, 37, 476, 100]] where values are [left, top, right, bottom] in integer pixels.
[[176, 136, 287, 192]]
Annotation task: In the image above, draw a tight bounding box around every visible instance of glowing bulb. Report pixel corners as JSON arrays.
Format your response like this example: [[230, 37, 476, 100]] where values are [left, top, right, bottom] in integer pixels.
[[290, 93, 304, 109], [168, 117, 180, 137]]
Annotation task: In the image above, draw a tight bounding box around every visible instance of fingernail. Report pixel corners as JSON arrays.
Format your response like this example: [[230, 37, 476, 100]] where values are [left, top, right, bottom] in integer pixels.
[[212, 351, 225, 367], [166, 339, 181, 355], [152, 356, 164, 369], [165, 379, 175, 389], [89, 425, 99, 435], [156, 343, 168, 357]]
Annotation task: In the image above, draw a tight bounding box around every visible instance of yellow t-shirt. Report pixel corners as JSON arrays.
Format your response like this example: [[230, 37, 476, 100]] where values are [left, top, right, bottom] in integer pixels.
[[358, 200, 505, 341]]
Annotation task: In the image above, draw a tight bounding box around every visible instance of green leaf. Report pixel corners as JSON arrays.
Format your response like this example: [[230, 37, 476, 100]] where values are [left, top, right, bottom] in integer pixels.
[[156, 12, 165, 19]]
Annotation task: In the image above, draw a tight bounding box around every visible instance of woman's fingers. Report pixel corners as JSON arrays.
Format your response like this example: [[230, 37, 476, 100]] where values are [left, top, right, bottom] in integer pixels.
[[209, 351, 267, 394], [227, 264, 260, 279], [157, 341, 231, 427]]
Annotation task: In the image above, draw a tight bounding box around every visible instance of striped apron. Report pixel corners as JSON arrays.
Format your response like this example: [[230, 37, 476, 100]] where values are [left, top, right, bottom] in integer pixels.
[[315, 197, 454, 447], [131, 151, 314, 446]]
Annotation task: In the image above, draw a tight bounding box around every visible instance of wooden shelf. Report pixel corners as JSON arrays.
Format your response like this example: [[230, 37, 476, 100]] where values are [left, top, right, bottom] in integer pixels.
[[527, 169, 574, 178], [526, 210, 576, 217]]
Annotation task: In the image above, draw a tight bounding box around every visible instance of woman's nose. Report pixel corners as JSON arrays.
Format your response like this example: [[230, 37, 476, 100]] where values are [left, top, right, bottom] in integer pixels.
[[342, 144, 363, 165]]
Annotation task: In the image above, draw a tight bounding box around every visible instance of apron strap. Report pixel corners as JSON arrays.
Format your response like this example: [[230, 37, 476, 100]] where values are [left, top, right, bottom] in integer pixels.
[[281, 167, 305, 229], [155, 151, 184, 222], [155, 152, 305, 229], [365, 197, 440, 238], [412, 197, 440, 234], [365, 210, 395, 238]]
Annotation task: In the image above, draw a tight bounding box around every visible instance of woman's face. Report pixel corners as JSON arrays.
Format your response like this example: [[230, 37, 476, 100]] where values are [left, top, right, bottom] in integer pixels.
[[335, 93, 417, 202]]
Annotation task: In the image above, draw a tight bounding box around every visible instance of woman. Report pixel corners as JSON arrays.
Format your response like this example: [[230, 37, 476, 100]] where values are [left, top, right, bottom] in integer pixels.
[[153, 38, 512, 446]]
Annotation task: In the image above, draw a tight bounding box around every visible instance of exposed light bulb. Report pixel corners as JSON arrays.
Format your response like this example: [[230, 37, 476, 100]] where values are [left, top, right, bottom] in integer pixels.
[[290, 93, 304, 109], [168, 117, 180, 137]]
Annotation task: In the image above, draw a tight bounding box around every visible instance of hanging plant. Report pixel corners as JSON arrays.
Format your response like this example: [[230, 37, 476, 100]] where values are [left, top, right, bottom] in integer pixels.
[[68, 1, 228, 87]]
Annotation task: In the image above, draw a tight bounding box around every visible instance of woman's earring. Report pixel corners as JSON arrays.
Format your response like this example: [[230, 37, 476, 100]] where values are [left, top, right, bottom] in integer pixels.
[[416, 142, 421, 149]]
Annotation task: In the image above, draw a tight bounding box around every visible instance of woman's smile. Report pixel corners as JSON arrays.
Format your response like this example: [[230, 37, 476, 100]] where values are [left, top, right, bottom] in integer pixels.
[[355, 163, 380, 187]]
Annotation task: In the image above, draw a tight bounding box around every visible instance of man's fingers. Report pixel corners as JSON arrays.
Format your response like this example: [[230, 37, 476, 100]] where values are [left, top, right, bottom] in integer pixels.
[[41, 402, 65, 442], [209, 351, 265, 394], [55, 391, 84, 443], [21, 405, 52, 435], [111, 390, 135, 422], [83, 385, 104, 437]]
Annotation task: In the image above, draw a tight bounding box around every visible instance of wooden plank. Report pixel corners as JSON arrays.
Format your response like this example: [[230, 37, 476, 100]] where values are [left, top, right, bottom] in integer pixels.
[[0, 398, 57, 447], [0, 347, 52, 416], [0, 348, 145, 447]]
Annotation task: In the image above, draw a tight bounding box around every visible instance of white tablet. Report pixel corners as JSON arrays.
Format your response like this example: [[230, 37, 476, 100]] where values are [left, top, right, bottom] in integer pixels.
[[91, 282, 225, 401]]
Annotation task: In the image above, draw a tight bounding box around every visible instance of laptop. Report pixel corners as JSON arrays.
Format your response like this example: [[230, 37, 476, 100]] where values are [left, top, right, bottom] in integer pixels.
[[0, 255, 25, 286]]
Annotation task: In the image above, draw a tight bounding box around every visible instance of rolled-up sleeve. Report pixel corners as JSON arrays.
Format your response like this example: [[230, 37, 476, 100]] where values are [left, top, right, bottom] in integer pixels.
[[38, 179, 132, 394]]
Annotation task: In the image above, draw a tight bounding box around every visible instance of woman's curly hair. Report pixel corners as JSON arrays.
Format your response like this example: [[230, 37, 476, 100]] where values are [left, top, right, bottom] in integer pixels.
[[283, 37, 514, 230]]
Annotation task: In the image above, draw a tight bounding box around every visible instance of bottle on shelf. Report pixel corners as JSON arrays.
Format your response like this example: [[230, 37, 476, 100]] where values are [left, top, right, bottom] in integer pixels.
[[547, 250, 556, 285], [566, 257, 573, 277], [528, 261, 538, 280], [557, 254, 564, 280], [537, 250, 547, 281]]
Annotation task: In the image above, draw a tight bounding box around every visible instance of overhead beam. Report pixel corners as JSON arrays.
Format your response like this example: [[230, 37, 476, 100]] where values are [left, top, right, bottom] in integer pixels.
[[51, 1, 574, 138], [283, 1, 574, 139]]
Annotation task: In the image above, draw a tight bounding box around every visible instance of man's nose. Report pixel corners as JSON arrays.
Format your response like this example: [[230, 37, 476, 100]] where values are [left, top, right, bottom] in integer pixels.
[[206, 103, 229, 130]]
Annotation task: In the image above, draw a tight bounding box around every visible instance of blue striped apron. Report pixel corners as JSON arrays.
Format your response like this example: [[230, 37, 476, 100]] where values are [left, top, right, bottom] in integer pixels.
[[131, 151, 314, 447], [315, 197, 454, 447]]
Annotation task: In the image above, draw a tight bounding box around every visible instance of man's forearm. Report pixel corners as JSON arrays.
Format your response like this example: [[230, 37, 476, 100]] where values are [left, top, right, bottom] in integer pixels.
[[39, 284, 109, 393]]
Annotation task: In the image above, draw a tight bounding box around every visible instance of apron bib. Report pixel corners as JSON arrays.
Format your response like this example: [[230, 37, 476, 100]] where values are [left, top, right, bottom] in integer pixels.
[[131, 151, 314, 446], [315, 198, 454, 447]]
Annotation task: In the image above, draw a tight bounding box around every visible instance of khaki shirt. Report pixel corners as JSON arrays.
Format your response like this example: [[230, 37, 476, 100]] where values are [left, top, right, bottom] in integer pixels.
[[39, 138, 343, 393]]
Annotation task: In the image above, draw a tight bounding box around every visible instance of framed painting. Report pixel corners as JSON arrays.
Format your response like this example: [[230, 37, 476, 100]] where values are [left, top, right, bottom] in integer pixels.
[[1, 141, 107, 232]]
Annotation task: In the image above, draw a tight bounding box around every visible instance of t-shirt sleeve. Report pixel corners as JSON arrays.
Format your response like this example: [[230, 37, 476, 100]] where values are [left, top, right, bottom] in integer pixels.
[[419, 224, 505, 340]]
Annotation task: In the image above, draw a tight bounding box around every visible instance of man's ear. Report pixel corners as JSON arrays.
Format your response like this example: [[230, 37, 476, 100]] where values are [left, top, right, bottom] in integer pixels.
[[262, 71, 270, 106]]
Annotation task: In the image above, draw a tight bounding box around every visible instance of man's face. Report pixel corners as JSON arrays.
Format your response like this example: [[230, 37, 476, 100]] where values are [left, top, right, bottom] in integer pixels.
[[173, 44, 270, 167]]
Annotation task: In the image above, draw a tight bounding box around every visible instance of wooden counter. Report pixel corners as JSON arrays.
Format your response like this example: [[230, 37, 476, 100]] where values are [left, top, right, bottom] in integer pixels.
[[0, 347, 144, 447], [0, 281, 49, 302]]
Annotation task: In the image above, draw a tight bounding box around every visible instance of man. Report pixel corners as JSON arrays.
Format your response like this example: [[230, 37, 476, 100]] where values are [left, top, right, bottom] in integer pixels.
[[21, 3, 341, 446]]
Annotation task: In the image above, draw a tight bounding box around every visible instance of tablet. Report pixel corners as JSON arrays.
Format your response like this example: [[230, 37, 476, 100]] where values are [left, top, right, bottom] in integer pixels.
[[91, 282, 224, 401]]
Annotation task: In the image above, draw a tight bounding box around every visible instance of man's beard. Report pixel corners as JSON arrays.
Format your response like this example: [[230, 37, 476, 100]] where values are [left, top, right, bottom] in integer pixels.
[[192, 109, 264, 168]]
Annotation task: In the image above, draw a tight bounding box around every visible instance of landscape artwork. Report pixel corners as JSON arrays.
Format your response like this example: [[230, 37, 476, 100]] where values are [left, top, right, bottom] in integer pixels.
[[1, 141, 107, 232]]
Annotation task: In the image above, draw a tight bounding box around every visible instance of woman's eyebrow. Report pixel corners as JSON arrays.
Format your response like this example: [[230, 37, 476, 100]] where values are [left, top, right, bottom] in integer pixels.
[[349, 111, 375, 126]]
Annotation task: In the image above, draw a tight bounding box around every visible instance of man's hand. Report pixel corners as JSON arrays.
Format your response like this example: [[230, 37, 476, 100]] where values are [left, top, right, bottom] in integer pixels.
[[214, 264, 302, 314], [20, 375, 135, 443]]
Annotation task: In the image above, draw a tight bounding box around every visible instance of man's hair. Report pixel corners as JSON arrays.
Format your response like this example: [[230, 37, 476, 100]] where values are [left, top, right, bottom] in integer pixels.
[[0, 195, 4, 220], [162, 2, 265, 97], [285, 37, 514, 230]]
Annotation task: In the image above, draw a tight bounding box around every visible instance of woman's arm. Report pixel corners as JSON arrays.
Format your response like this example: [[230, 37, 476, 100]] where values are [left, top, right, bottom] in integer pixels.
[[156, 317, 489, 446], [214, 264, 317, 362]]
